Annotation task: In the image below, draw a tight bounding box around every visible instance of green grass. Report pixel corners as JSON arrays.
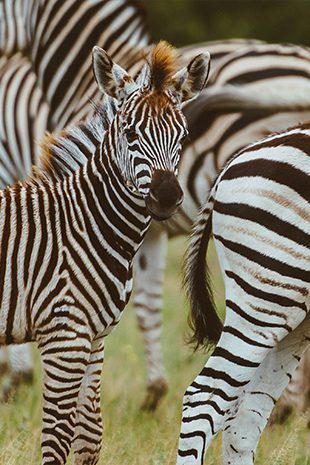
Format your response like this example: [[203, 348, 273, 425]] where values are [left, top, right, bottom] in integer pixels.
[[0, 237, 309, 464]]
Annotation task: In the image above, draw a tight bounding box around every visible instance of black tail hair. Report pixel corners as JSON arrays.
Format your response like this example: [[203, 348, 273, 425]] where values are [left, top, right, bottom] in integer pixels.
[[183, 200, 223, 349]]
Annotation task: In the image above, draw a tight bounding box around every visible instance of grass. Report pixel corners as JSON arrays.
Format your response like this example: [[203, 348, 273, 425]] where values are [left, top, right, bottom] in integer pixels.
[[0, 237, 309, 464]]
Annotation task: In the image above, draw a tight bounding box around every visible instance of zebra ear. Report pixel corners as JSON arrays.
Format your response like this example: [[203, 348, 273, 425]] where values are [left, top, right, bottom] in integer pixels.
[[92, 46, 138, 100], [171, 52, 211, 102]]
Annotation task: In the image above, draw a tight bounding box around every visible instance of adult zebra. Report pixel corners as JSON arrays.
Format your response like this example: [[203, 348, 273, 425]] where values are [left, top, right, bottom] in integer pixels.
[[178, 122, 310, 465], [0, 0, 151, 186], [134, 42, 310, 409], [1, 1, 310, 411], [0, 42, 210, 464]]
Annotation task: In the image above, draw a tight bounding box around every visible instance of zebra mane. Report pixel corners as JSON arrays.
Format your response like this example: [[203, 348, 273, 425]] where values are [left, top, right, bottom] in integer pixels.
[[38, 96, 117, 180], [148, 41, 179, 93]]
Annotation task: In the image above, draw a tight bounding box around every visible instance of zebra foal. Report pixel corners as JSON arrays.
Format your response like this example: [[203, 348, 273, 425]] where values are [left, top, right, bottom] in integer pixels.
[[0, 41, 210, 464], [0, 0, 151, 394], [179, 122, 310, 465]]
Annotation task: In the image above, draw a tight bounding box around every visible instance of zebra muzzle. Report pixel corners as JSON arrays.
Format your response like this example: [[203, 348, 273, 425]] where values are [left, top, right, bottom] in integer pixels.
[[145, 169, 184, 221]]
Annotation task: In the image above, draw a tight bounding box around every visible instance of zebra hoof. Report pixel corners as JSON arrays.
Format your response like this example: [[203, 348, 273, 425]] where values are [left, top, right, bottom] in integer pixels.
[[141, 379, 168, 411]]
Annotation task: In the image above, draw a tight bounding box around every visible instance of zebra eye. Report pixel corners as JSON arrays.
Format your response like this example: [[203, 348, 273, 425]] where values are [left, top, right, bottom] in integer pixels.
[[180, 133, 189, 145], [125, 128, 137, 143]]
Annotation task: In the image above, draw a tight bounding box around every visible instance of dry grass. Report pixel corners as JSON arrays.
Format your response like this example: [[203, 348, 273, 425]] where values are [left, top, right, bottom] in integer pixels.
[[0, 238, 309, 464]]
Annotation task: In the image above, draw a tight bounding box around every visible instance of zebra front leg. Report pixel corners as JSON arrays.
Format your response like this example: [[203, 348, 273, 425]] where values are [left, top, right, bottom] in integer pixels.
[[222, 314, 310, 465], [39, 331, 91, 465], [134, 224, 169, 410], [1, 343, 34, 400], [73, 335, 104, 465]]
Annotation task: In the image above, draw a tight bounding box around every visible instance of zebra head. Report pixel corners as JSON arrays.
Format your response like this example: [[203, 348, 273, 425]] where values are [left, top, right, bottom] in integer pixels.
[[93, 41, 210, 220]]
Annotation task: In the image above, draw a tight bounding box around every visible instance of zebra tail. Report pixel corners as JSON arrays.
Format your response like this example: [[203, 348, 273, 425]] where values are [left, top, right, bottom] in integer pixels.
[[183, 192, 223, 349]]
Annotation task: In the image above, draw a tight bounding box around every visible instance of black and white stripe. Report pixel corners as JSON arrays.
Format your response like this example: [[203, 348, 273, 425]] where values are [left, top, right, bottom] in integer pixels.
[[133, 40, 310, 409], [0, 0, 151, 187], [0, 0, 151, 392], [0, 43, 209, 464], [178, 122, 310, 465], [271, 345, 310, 425], [2, 2, 310, 411]]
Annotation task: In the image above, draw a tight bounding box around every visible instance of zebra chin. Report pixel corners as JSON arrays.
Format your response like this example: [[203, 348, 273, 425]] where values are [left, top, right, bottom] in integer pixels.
[[145, 170, 184, 221], [145, 203, 181, 221]]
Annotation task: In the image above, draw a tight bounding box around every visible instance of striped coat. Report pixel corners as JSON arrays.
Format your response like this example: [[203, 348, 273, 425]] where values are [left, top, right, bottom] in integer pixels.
[[133, 41, 310, 409], [0, 0, 151, 186], [0, 0, 151, 392], [1, 1, 310, 412], [179, 122, 310, 465], [0, 41, 210, 464]]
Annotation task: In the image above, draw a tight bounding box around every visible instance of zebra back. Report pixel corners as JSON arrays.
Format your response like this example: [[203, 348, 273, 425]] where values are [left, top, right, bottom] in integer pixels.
[[0, 0, 151, 187]]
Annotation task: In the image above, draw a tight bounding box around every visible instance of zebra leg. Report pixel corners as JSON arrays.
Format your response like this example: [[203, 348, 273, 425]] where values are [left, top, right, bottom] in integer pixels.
[[270, 345, 310, 425], [7, 343, 34, 383], [73, 335, 104, 465], [0, 343, 34, 401], [177, 335, 268, 464], [0, 346, 8, 376], [39, 333, 91, 465], [222, 314, 310, 465], [177, 293, 307, 464], [134, 224, 169, 411]]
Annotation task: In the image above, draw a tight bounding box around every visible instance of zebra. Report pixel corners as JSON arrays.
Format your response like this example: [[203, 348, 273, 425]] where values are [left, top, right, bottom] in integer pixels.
[[2, 1, 310, 412], [178, 121, 310, 465], [0, 41, 210, 464], [0, 0, 151, 186], [0, 0, 151, 393], [0, 1, 253, 397], [133, 42, 310, 409]]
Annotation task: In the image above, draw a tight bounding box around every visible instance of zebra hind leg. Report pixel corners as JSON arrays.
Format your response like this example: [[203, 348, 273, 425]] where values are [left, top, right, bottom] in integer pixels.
[[133, 226, 169, 411], [222, 313, 310, 465], [73, 335, 104, 465], [177, 280, 308, 465], [39, 332, 91, 465], [177, 332, 271, 464], [269, 345, 310, 426]]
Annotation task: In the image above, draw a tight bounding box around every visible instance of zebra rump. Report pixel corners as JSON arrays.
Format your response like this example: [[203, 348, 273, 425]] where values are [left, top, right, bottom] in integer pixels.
[[178, 121, 310, 465]]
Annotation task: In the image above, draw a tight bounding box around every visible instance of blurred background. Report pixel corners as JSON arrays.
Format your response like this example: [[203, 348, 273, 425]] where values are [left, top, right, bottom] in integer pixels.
[[147, 0, 310, 46]]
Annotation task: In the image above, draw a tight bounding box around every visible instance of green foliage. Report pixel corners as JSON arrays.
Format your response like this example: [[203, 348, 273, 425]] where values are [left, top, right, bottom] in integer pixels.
[[147, 0, 310, 46]]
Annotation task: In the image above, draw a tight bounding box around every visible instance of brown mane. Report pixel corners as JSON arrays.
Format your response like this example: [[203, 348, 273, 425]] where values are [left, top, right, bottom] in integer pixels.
[[150, 40, 179, 93], [39, 131, 62, 175]]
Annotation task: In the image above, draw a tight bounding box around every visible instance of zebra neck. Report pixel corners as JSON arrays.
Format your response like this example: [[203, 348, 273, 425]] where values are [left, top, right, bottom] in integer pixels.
[[83, 144, 151, 262]]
